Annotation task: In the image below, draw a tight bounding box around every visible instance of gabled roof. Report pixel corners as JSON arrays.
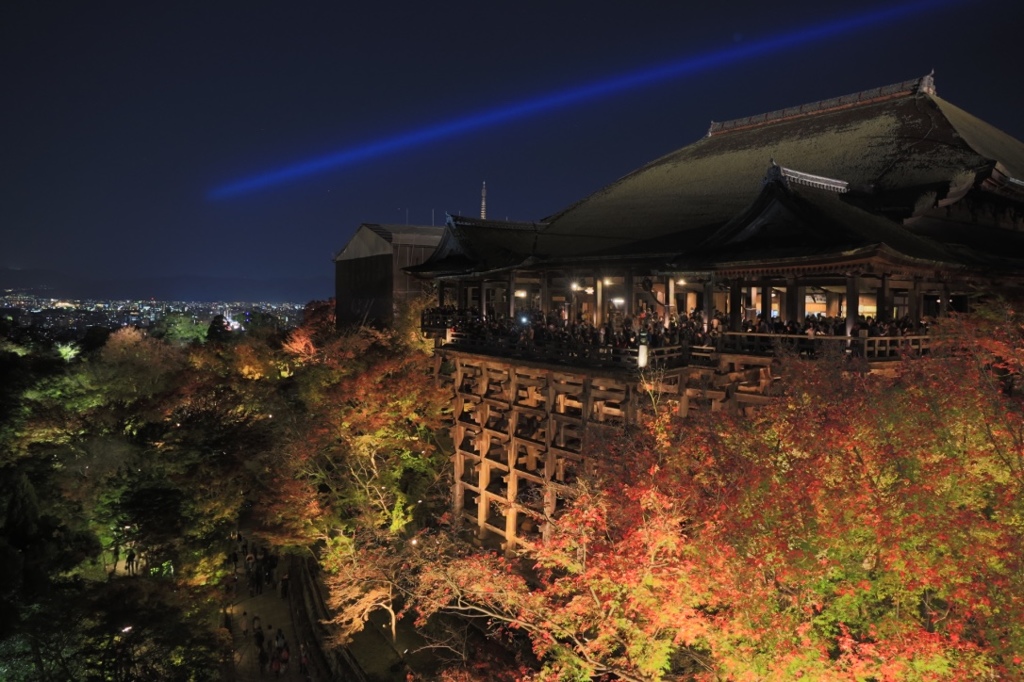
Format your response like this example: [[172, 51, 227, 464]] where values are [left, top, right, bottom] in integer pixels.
[[536, 74, 1024, 258], [673, 175, 963, 273], [409, 75, 1024, 282], [334, 223, 444, 263], [362, 223, 445, 246], [405, 214, 543, 277]]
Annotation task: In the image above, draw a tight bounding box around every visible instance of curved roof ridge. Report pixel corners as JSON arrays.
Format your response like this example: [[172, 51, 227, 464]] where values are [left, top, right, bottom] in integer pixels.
[[364, 223, 445, 243], [447, 213, 542, 231], [775, 165, 849, 193], [708, 73, 935, 137]]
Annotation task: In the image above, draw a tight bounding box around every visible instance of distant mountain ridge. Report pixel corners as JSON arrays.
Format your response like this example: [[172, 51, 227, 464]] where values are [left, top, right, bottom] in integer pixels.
[[0, 268, 332, 304]]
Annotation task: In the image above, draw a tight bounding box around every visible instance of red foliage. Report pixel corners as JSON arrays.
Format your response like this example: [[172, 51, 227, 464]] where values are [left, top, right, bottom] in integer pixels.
[[408, 310, 1024, 680]]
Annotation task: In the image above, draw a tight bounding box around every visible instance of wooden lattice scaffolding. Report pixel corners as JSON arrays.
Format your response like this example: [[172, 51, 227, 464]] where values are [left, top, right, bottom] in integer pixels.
[[446, 353, 638, 553]]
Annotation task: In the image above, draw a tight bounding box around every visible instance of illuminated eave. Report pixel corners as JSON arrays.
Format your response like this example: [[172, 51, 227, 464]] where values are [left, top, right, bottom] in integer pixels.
[[679, 243, 967, 279], [779, 167, 849, 193]]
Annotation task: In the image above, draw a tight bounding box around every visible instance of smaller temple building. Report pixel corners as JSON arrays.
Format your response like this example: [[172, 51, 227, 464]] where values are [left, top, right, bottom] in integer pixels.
[[333, 223, 443, 327]]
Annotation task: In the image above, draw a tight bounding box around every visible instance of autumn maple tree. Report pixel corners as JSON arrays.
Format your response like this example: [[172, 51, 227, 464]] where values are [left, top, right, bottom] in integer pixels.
[[397, 306, 1024, 681], [266, 298, 452, 646]]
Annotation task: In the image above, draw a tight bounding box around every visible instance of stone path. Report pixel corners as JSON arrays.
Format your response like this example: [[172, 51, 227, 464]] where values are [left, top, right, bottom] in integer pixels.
[[103, 538, 312, 679], [226, 560, 309, 681]]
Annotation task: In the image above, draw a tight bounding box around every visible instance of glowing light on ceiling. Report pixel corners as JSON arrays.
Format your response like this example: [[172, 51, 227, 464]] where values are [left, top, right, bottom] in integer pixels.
[[209, 0, 964, 199]]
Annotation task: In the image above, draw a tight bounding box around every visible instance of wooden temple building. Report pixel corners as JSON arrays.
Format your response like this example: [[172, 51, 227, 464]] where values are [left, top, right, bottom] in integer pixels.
[[334, 223, 443, 327], [409, 74, 1024, 551]]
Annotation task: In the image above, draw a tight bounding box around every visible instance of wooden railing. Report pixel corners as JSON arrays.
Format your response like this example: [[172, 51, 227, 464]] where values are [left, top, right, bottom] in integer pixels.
[[444, 330, 706, 370], [421, 308, 473, 335], [292, 556, 367, 682], [720, 332, 931, 360], [424, 310, 932, 368]]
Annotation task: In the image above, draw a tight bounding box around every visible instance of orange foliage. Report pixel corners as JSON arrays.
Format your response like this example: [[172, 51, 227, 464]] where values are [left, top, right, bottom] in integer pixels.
[[402, 309, 1024, 681]]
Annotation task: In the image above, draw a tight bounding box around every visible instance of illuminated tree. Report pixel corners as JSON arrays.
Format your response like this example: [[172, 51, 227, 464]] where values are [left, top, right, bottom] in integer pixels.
[[150, 312, 207, 345], [400, 308, 1024, 681], [0, 324, 278, 678], [275, 315, 451, 647], [56, 341, 80, 362], [9, 293, 1017, 680]]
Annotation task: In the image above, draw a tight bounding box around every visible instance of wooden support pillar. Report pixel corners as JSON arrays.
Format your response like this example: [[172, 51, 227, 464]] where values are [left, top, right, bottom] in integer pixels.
[[480, 279, 489, 319], [909, 276, 922, 331], [476, 465, 489, 540], [939, 282, 950, 318], [504, 480, 518, 550], [876, 274, 890, 322], [785, 277, 804, 324], [452, 448, 465, 522], [595, 278, 604, 325], [457, 280, 466, 310], [508, 272, 516, 318], [570, 284, 579, 325], [624, 272, 635, 317], [845, 274, 860, 336], [703, 278, 715, 331], [729, 280, 743, 332], [667, 276, 676, 320], [759, 278, 772, 325], [540, 272, 550, 315]]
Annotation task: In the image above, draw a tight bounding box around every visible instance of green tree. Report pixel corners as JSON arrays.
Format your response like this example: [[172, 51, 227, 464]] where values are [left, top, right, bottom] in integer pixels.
[[206, 314, 232, 343], [0, 326, 267, 679], [151, 312, 208, 345]]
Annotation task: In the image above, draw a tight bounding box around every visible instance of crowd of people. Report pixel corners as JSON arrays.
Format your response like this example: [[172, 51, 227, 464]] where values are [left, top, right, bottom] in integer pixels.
[[426, 305, 720, 353], [244, 617, 304, 678], [424, 305, 930, 359], [741, 313, 928, 338], [229, 532, 311, 679]]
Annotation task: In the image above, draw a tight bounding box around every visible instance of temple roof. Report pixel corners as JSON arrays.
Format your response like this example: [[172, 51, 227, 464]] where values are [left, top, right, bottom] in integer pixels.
[[406, 214, 542, 277], [409, 75, 1024, 281], [362, 223, 445, 245], [672, 177, 964, 274], [334, 223, 443, 263], [536, 74, 1024, 259]]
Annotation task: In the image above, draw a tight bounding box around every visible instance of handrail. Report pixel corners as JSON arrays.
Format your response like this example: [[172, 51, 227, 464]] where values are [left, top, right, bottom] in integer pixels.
[[444, 330, 695, 370], [719, 332, 931, 360], [293, 556, 368, 682], [424, 309, 932, 367]]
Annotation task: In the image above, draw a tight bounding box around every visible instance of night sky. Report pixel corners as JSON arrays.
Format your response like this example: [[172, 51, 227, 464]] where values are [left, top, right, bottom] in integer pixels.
[[3, 0, 1022, 302]]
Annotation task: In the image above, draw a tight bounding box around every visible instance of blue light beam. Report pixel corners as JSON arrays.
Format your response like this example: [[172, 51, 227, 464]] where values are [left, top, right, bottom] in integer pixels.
[[209, 0, 966, 199]]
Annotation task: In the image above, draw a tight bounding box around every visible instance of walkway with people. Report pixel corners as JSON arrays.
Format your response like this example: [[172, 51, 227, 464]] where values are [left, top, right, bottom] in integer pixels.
[[221, 531, 436, 681], [224, 534, 311, 681]]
